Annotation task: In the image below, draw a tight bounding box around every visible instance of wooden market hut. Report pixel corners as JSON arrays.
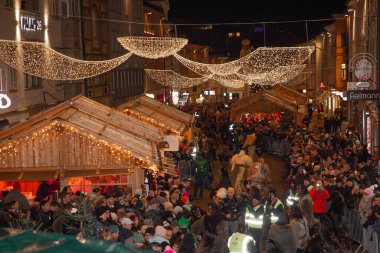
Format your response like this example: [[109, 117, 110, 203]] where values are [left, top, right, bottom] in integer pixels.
[[0, 96, 164, 194], [117, 95, 195, 177], [117, 95, 195, 139], [230, 85, 308, 122]]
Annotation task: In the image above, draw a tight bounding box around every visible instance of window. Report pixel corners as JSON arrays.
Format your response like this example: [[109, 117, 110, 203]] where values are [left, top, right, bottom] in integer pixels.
[[21, 0, 39, 11], [340, 33, 346, 48], [71, 0, 78, 17], [110, 0, 122, 13], [25, 74, 42, 89], [5, 0, 13, 8], [8, 67, 17, 91], [112, 31, 123, 52], [61, 0, 68, 17]]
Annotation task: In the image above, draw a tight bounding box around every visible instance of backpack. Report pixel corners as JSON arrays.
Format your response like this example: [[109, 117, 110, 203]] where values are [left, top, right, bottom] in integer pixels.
[[195, 159, 208, 176]]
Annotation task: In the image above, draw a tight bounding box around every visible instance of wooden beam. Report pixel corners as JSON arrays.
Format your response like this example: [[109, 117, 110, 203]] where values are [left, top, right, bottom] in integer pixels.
[[0, 166, 59, 172], [0, 101, 71, 140]]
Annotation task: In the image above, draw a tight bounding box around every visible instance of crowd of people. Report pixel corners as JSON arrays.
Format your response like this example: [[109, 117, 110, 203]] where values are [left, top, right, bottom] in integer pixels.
[[0, 102, 379, 253]]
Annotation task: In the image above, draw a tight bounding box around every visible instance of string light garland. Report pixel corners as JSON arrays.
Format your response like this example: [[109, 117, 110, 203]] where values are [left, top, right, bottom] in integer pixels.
[[174, 53, 246, 76], [284, 71, 312, 86], [117, 36, 188, 59], [122, 108, 180, 135], [174, 46, 314, 77], [241, 47, 314, 75], [0, 120, 154, 168], [251, 64, 307, 86], [208, 73, 247, 88], [209, 64, 306, 87], [145, 69, 208, 88], [0, 40, 132, 80]]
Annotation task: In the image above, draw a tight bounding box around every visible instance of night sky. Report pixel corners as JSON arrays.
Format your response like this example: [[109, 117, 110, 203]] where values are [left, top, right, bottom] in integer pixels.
[[168, 0, 347, 56]]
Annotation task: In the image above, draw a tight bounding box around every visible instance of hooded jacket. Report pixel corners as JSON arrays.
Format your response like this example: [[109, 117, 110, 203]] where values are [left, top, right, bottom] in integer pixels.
[[267, 223, 297, 253]]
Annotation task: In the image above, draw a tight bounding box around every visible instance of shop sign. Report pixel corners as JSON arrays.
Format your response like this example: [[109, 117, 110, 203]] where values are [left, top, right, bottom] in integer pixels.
[[347, 82, 370, 90], [354, 58, 372, 81], [21, 16, 43, 31], [347, 90, 380, 101], [0, 94, 12, 109], [349, 53, 376, 82]]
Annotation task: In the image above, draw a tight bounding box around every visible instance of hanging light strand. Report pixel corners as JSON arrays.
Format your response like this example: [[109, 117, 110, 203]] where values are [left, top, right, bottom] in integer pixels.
[[0, 39, 132, 80], [122, 108, 180, 135], [118, 36, 188, 59], [174, 46, 314, 77], [145, 69, 208, 88]]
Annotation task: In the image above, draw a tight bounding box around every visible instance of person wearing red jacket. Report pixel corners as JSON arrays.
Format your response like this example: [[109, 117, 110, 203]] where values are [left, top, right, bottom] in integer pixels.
[[309, 180, 330, 218]]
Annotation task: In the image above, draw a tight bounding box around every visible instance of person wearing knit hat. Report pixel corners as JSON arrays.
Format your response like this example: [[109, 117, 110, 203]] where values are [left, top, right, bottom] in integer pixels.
[[149, 226, 170, 249], [164, 202, 174, 211], [96, 206, 110, 220], [108, 225, 119, 242], [181, 195, 188, 203], [144, 227, 155, 242], [173, 206, 183, 215], [216, 187, 227, 199]]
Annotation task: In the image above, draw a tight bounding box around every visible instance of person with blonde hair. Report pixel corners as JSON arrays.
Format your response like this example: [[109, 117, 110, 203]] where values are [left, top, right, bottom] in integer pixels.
[[221, 187, 241, 237]]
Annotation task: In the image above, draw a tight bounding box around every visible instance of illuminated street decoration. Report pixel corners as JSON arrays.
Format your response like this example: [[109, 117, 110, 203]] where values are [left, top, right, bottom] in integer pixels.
[[283, 71, 312, 86], [0, 40, 132, 80], [0, 94, 11, 109], [210, 64, 306, 87], [118, 36, 188, 59], [20, 16, 43, 31], [174, 46, 314, 77], [240, 47, 314, 75], [145, 69, 208, 88], [253, 65, 307, 85], [174, 52, 254, 76]]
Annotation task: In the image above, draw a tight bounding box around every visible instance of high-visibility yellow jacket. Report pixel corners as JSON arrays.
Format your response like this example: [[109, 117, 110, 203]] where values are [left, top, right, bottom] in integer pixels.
[[245, 204, 264, 229], [228, 232, 255, 253]]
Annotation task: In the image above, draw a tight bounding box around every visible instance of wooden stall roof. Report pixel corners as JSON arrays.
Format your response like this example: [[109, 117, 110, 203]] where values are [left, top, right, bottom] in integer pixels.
[[117, 95, 195, 135], [230, 90, 298, 120], [0, 96, 163, 180], [271, 85, 307, 104]]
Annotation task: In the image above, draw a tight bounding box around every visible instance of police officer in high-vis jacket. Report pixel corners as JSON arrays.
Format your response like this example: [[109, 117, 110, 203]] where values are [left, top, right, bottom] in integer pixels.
[[262, 188, 284, 250], [245, 189, 264, 253]]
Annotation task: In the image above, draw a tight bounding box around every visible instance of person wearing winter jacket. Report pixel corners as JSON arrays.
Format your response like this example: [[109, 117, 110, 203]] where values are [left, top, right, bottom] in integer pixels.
[[309, 180, 330, 217], [191, 202, 228, 253], [266, 212, 297, 253], [221, 187, 241, 237]]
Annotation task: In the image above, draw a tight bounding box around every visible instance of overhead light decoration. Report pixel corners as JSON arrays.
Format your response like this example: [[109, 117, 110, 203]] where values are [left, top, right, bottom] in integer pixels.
[[0, 40, 132, 80], [117, 36, 188, 59], [174, 46, 314, 77], [174, 51, 256, 76], [208, 73, 246, 88], [209, 64, 306, 88], [241, 47, 314, 75], [253, 64, 307, 86], [284, 71, 312, 86], [145, 69, 208, 88]]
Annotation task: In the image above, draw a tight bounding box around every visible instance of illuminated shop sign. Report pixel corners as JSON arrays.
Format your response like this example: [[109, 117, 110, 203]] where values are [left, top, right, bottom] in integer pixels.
[[21, 16, 43, 31], [0, 94, 11, 109]]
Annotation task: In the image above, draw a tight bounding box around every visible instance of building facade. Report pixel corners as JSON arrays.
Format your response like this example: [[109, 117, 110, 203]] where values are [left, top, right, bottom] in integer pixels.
[[346, 0, 378, 157], [0, 0, 145, 126]]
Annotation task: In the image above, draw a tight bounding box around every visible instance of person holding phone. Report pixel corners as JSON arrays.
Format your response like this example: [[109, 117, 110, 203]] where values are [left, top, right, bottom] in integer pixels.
[[309, 180, 330, 219]]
